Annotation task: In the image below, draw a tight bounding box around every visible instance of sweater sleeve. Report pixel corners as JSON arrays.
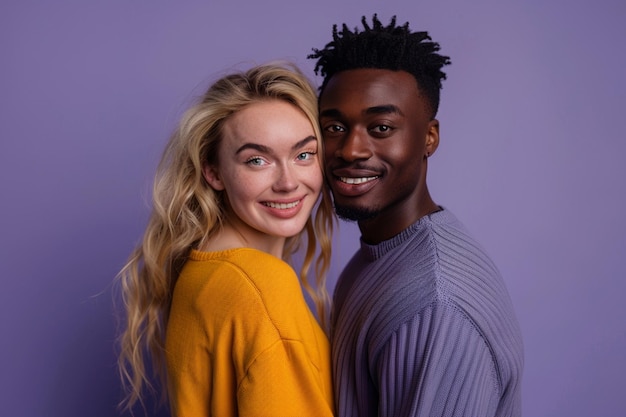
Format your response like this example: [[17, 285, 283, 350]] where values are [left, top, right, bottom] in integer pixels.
[[237, 338, 334, 417], [374, 302, 501, 417]]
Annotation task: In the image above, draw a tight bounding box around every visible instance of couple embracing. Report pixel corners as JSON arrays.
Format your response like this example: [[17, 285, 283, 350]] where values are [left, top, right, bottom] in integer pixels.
[[118, 14, 523, 417]]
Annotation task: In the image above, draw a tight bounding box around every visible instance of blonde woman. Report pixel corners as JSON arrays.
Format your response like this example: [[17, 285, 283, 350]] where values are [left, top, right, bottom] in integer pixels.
[[118, 62, 335, 416]]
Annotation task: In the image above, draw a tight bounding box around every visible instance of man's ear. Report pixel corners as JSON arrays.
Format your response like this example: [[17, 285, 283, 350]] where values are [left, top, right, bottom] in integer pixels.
[[202, 164, 225, 191], [425, 119, 440, 157]]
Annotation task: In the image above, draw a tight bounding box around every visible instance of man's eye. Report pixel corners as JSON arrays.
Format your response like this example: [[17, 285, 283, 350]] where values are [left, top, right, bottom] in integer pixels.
[[371, 125, 391, 133], [325, 124, 345, 133]]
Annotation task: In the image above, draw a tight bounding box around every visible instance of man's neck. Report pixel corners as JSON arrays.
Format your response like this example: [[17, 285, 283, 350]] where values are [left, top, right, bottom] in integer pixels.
[[358, 199, 440, 245]]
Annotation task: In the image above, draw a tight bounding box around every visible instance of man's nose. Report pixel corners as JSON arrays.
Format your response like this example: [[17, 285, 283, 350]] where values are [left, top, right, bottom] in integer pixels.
[[336, 129, 372, 161]]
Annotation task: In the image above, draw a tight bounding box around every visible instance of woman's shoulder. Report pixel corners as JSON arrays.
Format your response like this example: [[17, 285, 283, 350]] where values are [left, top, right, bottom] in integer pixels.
[[180, 248, 315, 339], [181, 248, 302, 308], [192, 247, 295, 282]]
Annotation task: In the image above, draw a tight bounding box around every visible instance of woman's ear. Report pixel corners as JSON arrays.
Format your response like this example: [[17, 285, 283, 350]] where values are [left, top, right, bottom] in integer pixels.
[[425, 119, 440, 158], [202, 164, 225, 191]]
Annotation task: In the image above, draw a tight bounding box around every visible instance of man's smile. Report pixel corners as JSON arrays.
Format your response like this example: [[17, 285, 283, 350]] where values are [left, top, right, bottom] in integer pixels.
[[339, 176, 379, 185]]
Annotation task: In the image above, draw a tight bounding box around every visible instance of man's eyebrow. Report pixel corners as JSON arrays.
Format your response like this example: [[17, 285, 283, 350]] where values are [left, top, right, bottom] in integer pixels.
[[235, 135, 317, 155], [365, 104, 403, 116], [319, 105, 403, 118], [319, 108, 343, 119]]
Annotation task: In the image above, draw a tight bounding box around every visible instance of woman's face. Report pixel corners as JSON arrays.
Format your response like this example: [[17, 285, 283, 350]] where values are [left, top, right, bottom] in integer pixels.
[[204, 99, 322, 244]]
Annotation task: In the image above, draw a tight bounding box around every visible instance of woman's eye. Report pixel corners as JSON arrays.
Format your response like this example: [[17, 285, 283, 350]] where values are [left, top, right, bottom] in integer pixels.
[[297, 151, 316, 161], [246, 157, 266, 166]]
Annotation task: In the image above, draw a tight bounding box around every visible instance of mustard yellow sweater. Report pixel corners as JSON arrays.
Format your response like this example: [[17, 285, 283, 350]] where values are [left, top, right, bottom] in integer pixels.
[[165, 248, 334, 417]]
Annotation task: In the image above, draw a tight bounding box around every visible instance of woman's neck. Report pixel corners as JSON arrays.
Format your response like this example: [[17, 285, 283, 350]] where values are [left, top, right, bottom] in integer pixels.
[[200, 220, 285, 259]]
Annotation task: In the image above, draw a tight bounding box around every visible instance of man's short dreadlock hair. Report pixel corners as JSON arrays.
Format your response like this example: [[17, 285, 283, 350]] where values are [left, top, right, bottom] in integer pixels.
[[308, 14, 451, 118]]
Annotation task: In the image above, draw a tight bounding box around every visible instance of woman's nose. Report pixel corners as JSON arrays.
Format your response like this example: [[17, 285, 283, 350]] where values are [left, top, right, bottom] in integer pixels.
[[272, 163, 299, 192]]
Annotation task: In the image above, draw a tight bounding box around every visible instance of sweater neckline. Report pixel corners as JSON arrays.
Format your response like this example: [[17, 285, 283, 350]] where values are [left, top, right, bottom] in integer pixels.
[[189, 247, 279, 262], [359, 208, 451, 260]]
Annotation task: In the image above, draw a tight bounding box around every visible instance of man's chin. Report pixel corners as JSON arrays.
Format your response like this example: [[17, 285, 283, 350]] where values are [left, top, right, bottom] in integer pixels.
[[334, 203, 380, 222]]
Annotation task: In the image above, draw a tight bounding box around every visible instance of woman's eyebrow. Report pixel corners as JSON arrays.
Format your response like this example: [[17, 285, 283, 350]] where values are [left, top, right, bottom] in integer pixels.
[[235, 135, 317, 155], [292, 135, 317, 150], [235, 143, 271, 154]]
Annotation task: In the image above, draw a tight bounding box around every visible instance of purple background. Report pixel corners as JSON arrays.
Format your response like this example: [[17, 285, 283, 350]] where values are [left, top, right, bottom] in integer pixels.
[[1, 1, 625, 416]]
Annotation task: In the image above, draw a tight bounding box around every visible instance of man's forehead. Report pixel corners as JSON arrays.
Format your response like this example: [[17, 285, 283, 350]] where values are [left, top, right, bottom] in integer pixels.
[[320, 69, 421, 112]]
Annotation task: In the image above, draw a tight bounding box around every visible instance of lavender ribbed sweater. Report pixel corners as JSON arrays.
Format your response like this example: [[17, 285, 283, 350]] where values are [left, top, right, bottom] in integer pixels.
[[331, 209, 523, 417]]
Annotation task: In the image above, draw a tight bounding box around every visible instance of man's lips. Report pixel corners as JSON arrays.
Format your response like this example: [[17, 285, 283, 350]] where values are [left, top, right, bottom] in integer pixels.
[[329, 169, 381, 196], [338, 176, 379, 185], [331, 166, 381, 184]]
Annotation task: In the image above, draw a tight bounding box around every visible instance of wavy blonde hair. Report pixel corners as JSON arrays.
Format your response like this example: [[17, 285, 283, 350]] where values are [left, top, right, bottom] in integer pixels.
[[116, 62, 334, 412]]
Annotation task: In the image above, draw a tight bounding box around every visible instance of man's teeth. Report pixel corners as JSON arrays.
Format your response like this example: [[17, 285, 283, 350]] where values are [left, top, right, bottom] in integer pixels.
[[340, 176, 378, 185], [264, 201, 300, 209]]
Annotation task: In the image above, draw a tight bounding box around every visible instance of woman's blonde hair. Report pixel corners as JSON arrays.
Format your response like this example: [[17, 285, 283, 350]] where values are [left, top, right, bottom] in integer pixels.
[[116, 62, 334, 412]]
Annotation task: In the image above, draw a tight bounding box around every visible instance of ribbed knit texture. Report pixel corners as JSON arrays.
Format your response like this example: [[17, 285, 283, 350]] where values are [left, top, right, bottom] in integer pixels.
[[166, 248, 334, 417], [331, 209, 523, 417]]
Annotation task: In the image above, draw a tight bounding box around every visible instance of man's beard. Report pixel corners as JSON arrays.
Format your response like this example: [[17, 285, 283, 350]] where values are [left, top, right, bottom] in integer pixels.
[[334, 202, 380, 222]]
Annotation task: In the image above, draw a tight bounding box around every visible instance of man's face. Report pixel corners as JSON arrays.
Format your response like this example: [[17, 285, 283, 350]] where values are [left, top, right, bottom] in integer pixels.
[[319, 68, 439, 224]]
